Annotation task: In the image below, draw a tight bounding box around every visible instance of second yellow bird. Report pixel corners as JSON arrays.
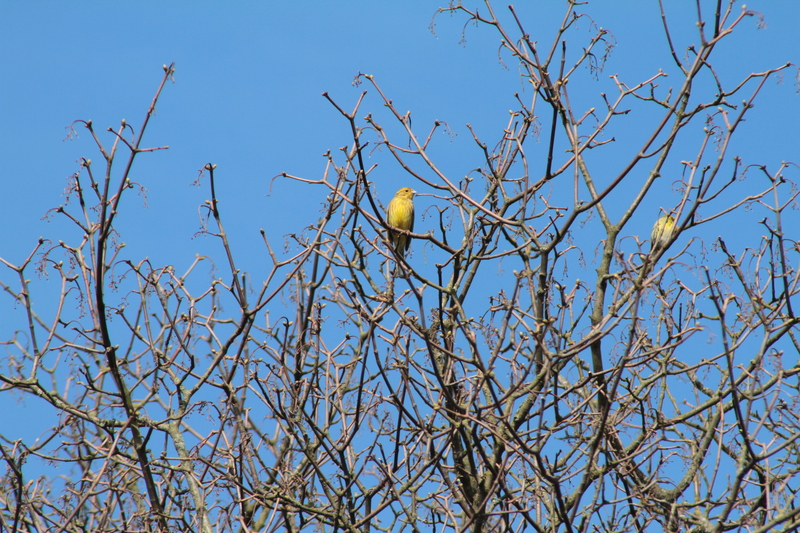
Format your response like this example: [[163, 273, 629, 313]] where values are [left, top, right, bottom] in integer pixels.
[[651, 213, 675, 251], [386, 187, 416, 257]]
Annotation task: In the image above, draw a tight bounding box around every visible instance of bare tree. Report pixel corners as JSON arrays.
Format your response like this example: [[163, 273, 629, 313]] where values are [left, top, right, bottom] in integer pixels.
[[2, 2, 800, 532]]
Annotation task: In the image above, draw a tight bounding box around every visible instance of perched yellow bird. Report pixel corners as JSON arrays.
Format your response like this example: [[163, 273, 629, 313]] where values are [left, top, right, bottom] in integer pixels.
[[386, 187, 416, 257], [651, 213, 675, 251]]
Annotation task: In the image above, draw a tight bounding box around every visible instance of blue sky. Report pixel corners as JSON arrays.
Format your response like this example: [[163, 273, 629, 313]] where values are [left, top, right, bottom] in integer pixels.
[[1, 2, 797, 271], [2, 2, 528, 271], [1, 0, 799, 449]]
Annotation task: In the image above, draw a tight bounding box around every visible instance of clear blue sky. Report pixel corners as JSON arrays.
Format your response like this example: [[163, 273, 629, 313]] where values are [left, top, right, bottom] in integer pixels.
[[1, 2, 799, 437], [1, 2, 798, 269]]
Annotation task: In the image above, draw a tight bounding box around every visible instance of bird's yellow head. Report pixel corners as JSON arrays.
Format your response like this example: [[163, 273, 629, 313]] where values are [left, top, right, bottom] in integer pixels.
[[394, 187, 416, 199]]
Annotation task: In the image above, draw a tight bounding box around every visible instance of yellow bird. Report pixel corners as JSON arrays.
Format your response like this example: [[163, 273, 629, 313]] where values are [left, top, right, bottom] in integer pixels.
[[651, 213, 675, 251], [386, 187, 416, 257]]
